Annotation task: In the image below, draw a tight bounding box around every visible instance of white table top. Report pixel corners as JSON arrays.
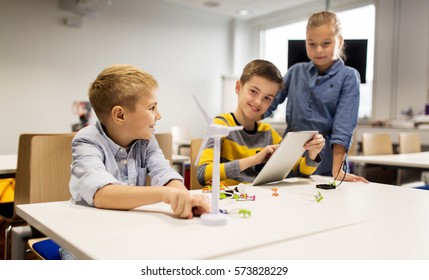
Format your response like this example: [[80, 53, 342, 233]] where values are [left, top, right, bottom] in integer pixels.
[[16, 177, 429, 260], [348, 151, 429, 169], [172, 154, 190, 163], [220, 185, 429, 259], [0, 154, 17, 175]]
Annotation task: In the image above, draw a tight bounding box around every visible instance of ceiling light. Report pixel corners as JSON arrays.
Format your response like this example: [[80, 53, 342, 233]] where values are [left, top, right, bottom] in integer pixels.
[[237, 9, 251, 16]]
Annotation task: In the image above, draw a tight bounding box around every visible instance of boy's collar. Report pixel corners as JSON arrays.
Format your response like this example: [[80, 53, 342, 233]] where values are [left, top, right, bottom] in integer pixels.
[[230, 113, 258, 134], [96, 122, 123, 154], [96, 121, 147, 155]]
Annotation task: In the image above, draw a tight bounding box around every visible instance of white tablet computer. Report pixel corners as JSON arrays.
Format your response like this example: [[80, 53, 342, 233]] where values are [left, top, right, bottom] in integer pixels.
[[252, 131, 318, 186]]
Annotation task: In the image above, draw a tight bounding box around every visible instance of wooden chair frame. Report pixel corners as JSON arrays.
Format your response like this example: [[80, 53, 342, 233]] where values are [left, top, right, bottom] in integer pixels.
[[1, 133, 74, 259], [190, 138, 203, 190]]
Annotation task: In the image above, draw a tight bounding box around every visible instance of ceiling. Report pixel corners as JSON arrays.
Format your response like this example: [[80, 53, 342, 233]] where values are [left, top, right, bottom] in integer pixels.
[[160, 0, 318, 20]]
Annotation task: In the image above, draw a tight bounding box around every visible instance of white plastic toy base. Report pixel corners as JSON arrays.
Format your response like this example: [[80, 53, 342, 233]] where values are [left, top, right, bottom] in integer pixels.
[[200, 213, 228, 226]]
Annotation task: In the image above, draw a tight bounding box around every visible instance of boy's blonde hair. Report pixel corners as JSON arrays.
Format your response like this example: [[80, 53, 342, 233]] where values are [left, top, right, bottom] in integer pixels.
[[307, 10, 345, 60], [89, 64, 158, 122], [240, 59, 283, 90]]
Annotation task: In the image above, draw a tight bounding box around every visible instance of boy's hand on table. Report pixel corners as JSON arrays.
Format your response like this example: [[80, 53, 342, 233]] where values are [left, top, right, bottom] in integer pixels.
[[162, 189, 210, 219], [190, 194, 211, 217], [162, 188, 193, 218]]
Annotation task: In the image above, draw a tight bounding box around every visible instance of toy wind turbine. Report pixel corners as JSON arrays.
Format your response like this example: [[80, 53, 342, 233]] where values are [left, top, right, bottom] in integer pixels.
[[193, 95, 243, 226]]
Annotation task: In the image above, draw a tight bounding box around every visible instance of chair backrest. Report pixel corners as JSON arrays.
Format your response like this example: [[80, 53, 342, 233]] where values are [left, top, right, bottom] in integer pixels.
[[361, 133, 393, 156], [154, 133, 173, 165], [14, 134, 74, 207], [399, 132, 421, 154], [190, 138, 203, 190]]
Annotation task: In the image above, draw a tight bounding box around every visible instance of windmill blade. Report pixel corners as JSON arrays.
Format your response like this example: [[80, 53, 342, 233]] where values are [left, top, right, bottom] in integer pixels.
[[227, 126, 243, 132], [194, 135, 209, 166], [192, 95, 212, 124]]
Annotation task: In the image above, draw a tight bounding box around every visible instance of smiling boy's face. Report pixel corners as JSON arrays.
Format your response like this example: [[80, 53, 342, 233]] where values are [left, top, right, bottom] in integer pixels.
[[235, 75, 279, 126], [122, 89, 161, 142]]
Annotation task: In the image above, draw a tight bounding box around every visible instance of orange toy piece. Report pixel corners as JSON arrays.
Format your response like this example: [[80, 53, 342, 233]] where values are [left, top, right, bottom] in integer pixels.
[[271, 187, 279, 197]]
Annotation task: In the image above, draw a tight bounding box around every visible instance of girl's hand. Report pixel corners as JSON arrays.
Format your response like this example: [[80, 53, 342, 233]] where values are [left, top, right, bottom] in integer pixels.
[[339, 171, 369, 183], [304, 134, 325, 160]]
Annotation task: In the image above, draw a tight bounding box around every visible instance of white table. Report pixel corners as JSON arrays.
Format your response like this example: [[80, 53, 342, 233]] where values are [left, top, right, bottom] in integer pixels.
[[0, 154, 17, 178], [220, 181, 429, 259], [348, 152, 429, 182], [348, 151, 429, 169], [172, 154, 190, 162], [14, 177, 429, 260]]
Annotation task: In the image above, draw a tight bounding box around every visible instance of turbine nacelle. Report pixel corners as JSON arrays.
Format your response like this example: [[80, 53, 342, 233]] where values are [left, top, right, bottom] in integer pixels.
[[206, 124, 243, 138]]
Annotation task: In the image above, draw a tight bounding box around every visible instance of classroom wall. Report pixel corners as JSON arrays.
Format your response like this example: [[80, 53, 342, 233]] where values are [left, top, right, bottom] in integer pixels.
[[0, 0, 232, 154], [394, 0, 429, 117], [373, 0, 429, 119]]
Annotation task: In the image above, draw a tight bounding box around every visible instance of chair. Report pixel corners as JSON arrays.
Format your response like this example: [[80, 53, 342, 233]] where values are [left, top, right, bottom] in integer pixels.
[[399, 132, 421, 154], [27, 237, 61, 260], [190, 138, 203, 190], [360, 133, 396, 184], [154, 133, 173, 165], [361, 133, 393, 156], [171, 126, 191, 156], [398, 132, 424, 186], [1, 133, 74, 259]]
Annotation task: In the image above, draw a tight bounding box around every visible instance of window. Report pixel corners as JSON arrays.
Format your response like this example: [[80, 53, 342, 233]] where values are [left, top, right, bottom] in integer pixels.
[[262, 5, 375, 119]]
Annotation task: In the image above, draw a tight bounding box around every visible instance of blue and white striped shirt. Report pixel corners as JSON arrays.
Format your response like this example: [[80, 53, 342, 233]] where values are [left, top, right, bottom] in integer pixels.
[[69, 122, 182, 206]]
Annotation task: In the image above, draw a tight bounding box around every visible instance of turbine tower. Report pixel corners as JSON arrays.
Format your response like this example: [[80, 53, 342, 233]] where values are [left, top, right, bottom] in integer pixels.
[[193, 95, 243, 226]]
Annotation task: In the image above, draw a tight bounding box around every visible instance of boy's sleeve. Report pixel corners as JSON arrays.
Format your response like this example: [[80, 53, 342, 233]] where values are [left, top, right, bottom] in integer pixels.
[[145, 137, 183, 187], [289, 154, 321, 178], [69, 138, 120, 206], [271, 127, 283, 144]]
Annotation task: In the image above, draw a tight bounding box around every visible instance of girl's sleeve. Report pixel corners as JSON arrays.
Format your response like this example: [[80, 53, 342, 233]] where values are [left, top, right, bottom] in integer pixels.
[[331, 69, 360, 150]]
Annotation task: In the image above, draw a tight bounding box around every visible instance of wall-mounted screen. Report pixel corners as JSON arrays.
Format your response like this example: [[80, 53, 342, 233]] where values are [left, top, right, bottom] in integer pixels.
[[287, 39, 368, 83]]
